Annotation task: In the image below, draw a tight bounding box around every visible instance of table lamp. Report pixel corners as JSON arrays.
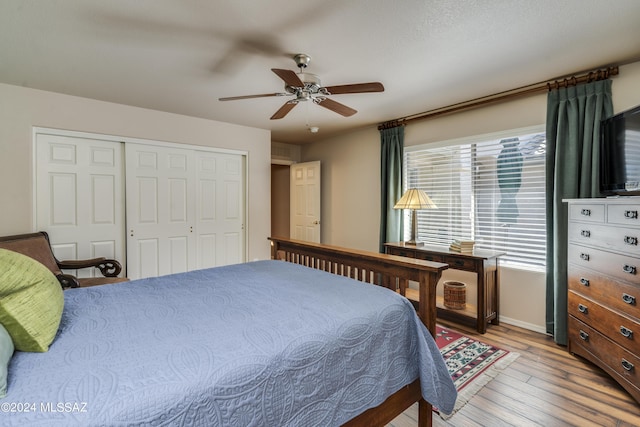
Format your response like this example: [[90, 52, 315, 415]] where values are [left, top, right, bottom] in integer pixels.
[[393, 188, 437, 246]]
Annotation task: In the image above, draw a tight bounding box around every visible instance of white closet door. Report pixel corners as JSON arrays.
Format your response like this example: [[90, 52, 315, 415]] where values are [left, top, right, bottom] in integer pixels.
[[195, 150, 245, 268], [35, 134, 125, 277], [126, 143, 196, 279]]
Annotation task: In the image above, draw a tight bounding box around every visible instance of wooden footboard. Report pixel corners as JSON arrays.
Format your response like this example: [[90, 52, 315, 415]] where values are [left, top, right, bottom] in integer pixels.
[[268, 237, 449, 427]]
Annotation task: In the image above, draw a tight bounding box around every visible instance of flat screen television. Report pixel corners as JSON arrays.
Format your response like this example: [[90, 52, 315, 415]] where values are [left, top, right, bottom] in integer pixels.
[[600, 104, 640, 196]]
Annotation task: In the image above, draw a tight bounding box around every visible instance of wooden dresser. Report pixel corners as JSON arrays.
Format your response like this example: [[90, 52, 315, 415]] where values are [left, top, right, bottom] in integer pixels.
[[566, 198, 640, 403]]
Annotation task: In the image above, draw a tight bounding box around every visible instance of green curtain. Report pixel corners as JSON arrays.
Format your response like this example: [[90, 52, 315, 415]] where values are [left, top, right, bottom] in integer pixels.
[[545, 80, 613, 345], [379, 126, 404, 252]]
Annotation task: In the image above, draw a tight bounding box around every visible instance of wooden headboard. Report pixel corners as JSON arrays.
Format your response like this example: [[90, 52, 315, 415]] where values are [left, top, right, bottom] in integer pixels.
[[268, 237, 448, 337]]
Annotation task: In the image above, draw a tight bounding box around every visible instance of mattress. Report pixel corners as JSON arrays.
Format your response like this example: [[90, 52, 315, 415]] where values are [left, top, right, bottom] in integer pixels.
[[3, 260, 456, 426]]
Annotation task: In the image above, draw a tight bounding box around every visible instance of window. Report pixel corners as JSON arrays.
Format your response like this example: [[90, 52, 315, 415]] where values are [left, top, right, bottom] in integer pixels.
[[403, 127, 546, 269]]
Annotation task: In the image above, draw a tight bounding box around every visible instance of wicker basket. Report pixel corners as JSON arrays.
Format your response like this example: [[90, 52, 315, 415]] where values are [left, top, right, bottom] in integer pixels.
[[443, 281, 466, 310]]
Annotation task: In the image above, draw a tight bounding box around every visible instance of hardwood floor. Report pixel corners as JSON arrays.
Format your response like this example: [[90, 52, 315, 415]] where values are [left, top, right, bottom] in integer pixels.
[[388, 320, 640, 427]]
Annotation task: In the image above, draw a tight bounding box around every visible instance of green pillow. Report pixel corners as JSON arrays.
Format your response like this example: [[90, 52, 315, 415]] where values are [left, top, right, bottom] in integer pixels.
[[0, 323, 14, 398], [0, 248, 64, 352]]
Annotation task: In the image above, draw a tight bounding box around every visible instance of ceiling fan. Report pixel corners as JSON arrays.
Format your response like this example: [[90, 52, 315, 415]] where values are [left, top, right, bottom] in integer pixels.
[[219, 54, 384, 120]]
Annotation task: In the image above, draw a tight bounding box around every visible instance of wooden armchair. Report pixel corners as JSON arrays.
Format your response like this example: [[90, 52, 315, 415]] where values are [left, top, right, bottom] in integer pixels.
[[0, 231, 128, 288]]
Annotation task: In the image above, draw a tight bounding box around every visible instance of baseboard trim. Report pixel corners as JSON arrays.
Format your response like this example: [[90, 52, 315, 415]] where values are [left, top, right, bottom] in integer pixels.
[[499, 316, 547, 335]]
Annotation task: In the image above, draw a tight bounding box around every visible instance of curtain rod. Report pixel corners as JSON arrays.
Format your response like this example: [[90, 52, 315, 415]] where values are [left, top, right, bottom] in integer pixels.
[[378, 66, 619, 130]]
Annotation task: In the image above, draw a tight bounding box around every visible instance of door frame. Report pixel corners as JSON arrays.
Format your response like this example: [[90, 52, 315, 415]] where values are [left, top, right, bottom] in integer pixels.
[[32, 127, 250, 269]]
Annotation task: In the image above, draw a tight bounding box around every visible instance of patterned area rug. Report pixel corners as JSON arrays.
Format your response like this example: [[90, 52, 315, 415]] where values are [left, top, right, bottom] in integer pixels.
[[435, 325, 520, 418]]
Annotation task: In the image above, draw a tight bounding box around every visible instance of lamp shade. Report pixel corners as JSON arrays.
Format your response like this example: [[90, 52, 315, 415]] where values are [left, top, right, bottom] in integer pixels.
[[393, 188, 437, 210]]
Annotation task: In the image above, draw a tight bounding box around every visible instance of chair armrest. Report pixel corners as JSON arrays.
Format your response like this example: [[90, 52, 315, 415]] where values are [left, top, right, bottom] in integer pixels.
[[57, 258, 123, 277], [56, 274, 79, 289]]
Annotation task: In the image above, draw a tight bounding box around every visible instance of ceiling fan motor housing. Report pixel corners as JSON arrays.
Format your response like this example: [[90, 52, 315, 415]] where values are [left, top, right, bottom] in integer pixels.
[[285, 73, 322, 100]]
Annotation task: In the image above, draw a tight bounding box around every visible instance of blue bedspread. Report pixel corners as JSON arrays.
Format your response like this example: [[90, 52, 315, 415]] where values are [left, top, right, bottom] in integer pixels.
[[3, 260, 456, 426]]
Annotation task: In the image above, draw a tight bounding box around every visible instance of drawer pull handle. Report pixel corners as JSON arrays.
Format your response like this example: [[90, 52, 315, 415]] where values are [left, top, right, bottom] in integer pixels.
[[622, 293, 636, 305], [623, 264, 637, 275], [578, 304, 588, 314], [580, 278, 590, 287], [620, 326, 634, 339], [580, 253, 590, 261], [625, 210, 638, 219], [622, 359, 635, 372], [581, 230, 591, 238], [581, 209, 591, 216], [453, 260, 465, 267], [624, 236, 638, 245], [579, 330, 589, 341]]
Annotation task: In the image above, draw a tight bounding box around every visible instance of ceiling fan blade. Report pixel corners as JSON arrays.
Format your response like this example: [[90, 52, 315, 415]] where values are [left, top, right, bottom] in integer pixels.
[[315, 98, 357, 117], [272, 68, 304, 88], [219, 93, 286, 101], [271, 101, 298, 120], [323, 82, 385, 95]]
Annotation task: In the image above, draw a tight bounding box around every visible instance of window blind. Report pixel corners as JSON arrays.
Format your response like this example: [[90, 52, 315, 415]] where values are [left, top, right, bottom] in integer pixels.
[[404, 131, 546, 268]]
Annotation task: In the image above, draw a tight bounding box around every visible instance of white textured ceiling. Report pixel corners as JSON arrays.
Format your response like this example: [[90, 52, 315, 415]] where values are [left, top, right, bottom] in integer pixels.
[[1, 0, 640, 143]]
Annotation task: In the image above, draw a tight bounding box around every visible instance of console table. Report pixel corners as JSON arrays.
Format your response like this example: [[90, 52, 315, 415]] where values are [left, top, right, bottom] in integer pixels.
[[385, 242, 503, 333]]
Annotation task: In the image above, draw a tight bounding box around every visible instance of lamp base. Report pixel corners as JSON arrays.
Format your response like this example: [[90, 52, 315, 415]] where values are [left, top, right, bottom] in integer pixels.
[[404, 240, 424, 246]]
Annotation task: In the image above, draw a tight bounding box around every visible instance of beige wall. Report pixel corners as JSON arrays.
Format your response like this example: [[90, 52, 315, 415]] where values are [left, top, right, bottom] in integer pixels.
[[301, 60, 640, 332], [301, 127, 382, 251], [0, 83, 272, 261]]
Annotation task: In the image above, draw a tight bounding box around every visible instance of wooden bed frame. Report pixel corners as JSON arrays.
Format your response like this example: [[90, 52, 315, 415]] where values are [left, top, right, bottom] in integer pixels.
[[268, 237, 449, 427]]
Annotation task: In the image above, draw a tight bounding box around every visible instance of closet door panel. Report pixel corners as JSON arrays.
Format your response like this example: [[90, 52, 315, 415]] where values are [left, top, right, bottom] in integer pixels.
[[36, 132, 246, 282], [35, 134, 125, 278], [195, 151, 245, 268], [126, 143, 196, 279]]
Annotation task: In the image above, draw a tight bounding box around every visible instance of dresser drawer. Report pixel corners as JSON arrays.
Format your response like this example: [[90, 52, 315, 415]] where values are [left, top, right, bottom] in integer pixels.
[[608, 203, 640, 227], [569, 291, 640, 355], [569, 317, 640, 396], [569, 266, 640, 320], [414, 252, 444, 263], [569, 203, 605, 223], [441, 255, 476, 271], [568, 244, 640, 284], [386, 247, 416, 258], [568, 222, 640, 256]]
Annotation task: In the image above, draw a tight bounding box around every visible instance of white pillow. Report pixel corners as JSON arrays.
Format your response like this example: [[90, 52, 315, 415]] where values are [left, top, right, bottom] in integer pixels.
[[0, 322, 14, 398]]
